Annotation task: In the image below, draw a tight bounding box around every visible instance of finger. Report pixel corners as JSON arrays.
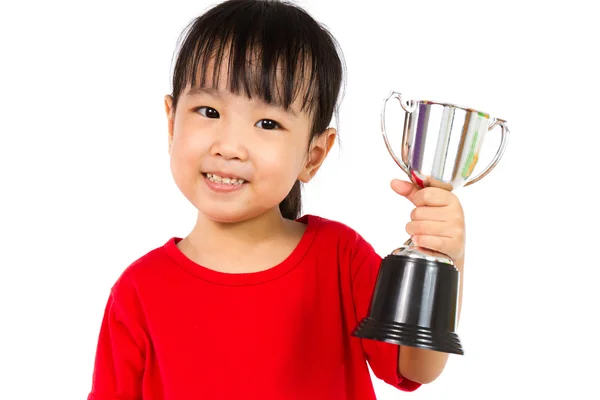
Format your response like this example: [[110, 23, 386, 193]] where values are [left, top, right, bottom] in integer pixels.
[[390, 179, 420, 204], [406, 220, 455, 238], [410, 206, 463, 223], [412, 187, 456, 207], [411, 235, 460, 260]]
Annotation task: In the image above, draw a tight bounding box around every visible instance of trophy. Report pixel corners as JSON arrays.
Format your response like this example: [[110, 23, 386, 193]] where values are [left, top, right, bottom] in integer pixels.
[[352, 91, 509, 355]]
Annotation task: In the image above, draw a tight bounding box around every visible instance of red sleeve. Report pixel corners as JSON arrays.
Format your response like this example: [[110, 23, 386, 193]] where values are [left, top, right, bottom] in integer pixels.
[[87, 290, 147, 400], [351, 241, 422, 392]]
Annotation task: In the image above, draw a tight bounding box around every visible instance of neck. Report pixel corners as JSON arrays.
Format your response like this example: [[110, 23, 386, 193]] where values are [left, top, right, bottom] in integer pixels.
[[187, 208, 291, 253], [179, 208, 307, 274]]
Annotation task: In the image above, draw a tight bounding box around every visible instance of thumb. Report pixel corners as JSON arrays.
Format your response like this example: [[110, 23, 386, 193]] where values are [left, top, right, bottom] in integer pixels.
[[390, 179, 419, 204]]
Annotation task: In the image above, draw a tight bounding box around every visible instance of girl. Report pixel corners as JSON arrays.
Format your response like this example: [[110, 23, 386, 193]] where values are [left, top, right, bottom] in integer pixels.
[[87, 0, 466, 399]]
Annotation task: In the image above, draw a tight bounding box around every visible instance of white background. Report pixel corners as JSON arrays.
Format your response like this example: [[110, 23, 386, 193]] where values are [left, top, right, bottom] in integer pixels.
[[1, 0, 599, 398]]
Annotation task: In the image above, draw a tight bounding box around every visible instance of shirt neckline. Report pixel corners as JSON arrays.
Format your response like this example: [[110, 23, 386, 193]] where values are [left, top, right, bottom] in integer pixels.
[[163, 214, 321, 286]]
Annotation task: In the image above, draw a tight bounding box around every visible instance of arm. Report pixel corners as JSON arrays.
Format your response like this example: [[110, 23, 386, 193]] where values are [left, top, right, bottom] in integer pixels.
[[350, 248, 423, 392], [88, 291, 146, 400]]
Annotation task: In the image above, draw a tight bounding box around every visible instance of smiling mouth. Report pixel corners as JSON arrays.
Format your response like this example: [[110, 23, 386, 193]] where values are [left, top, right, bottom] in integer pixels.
[[202, 173, 247, 185]]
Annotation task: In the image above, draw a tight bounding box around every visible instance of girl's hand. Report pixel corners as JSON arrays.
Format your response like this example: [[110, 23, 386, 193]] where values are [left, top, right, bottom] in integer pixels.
[[390, 179, 466, 262]]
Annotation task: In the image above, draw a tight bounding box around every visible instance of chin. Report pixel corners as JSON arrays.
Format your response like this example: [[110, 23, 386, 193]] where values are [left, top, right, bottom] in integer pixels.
[[177, 176, 288, 224]]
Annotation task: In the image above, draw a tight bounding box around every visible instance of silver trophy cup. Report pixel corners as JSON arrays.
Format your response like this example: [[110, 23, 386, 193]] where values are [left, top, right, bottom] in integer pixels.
[[352, 91, 509, 355]]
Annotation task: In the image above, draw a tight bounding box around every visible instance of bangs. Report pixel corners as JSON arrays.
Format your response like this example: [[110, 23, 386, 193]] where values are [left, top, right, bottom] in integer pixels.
[[195, 36, 314, 114], [171, 2, 325, 115]]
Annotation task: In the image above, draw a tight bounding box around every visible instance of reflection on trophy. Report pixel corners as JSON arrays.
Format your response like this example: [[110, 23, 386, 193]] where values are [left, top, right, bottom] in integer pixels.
[[352, 91, 510, 355]]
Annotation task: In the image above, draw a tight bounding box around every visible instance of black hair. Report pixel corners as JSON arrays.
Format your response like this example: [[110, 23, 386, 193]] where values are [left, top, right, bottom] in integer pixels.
[[168, 0, 346, 219]]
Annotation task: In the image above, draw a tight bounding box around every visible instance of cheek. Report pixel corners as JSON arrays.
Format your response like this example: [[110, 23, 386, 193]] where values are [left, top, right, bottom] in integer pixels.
[[254, 141, 306, 181], [169, 134, 207, 190], [171, 129, 205, 165]]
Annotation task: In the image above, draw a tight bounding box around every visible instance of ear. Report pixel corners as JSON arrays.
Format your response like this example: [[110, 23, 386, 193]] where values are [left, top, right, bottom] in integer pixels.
[[164, 95, 175, 154], [298, 128, 337, 183]]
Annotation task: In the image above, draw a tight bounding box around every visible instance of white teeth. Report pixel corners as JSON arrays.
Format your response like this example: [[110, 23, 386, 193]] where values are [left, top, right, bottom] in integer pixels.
[[206, 173, 245, 185]]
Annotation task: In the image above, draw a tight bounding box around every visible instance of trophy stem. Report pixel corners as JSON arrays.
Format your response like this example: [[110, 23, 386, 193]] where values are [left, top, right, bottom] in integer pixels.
[[394, 238, 455, 266]]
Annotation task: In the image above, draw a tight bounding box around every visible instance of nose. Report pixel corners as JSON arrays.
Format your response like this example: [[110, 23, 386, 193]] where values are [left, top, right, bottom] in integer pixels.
[[209, 121, 249, 161]]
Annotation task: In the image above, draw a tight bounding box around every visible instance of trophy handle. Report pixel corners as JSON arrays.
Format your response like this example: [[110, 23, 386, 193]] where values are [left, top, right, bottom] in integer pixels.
[[464, 118, 510, 186], [381, 91, 416, 175]]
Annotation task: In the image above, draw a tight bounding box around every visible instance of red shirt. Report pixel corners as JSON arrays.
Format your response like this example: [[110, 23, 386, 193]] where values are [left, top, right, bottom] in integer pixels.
[[87, 215, 421, 399]]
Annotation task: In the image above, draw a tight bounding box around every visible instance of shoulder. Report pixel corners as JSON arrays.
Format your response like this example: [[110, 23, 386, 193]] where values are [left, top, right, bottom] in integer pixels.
[[304, 214, 371, 244], [306, 214, 364, 240], [109, 238, 178, 306], [303, 214, 379, 263]]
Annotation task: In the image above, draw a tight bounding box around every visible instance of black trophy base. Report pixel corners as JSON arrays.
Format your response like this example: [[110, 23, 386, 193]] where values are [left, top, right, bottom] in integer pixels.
[[353, 317, 463, 355], [352, 254, 464, 355]]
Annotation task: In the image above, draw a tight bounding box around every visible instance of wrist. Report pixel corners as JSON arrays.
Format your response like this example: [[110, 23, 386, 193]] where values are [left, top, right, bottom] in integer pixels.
[[453, 254, 465, 271]]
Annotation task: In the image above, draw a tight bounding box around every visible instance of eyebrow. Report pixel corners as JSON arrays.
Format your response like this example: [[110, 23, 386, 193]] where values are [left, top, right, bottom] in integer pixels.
[[185, 86, 298, 118]]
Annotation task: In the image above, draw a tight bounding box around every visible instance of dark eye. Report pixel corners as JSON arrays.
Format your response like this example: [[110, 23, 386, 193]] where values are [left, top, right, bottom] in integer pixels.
[[196, 106, 220, 118], [255, 119, 280, 130]]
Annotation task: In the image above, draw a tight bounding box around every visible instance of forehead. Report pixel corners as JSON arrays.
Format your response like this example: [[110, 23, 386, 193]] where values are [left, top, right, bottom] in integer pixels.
[[181, 48, 312, 118]]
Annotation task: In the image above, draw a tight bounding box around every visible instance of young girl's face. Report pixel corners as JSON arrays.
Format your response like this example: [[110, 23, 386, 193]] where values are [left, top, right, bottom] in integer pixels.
[[164, 59, 334, 223]]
